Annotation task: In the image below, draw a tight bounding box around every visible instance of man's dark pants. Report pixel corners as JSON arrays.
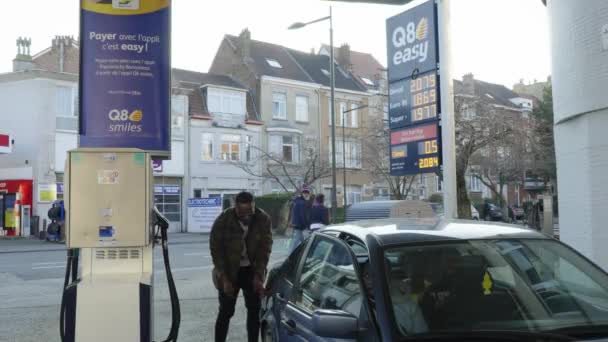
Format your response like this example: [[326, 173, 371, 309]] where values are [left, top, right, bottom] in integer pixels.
[[215, 266, 261, 342]]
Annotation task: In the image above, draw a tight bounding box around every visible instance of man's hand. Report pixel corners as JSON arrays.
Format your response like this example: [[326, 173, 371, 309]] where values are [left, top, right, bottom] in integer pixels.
[[254, 274, 265, 297], [222, 275, 235, 297]]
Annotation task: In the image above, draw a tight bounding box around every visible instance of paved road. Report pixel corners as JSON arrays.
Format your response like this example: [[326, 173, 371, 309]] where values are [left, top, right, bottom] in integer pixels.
[[0, 234, 290, 342]]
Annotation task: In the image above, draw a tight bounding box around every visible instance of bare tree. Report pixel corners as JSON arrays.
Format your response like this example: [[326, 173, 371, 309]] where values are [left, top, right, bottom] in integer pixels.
[[454, 96, 516, 217], [363, 114, 417, 200], [235, 141, 333, 196]]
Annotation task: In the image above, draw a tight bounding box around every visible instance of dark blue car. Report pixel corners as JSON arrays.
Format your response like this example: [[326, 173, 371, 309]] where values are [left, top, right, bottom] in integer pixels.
[[262, 218, 608, 341]]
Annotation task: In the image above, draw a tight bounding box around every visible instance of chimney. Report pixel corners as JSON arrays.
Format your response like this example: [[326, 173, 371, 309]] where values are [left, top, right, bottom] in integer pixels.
[[462, 73, 475, 95], [337, 43, 352, 72], [12, 37, 35, 72], [52, 35, 74, 73], [237, 28, 252, 62]]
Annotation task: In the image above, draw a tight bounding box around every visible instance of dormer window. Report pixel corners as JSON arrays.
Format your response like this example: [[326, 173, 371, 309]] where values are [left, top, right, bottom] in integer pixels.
[[266, 58, 282, 68]]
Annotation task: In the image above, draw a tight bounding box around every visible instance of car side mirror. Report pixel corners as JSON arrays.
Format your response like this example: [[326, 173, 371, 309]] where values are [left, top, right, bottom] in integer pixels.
[[311, 309, 358, 339]]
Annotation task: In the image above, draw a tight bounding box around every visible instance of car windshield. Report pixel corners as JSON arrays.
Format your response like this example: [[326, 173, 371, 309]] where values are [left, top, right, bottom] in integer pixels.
[[383, 239, 608, 337]]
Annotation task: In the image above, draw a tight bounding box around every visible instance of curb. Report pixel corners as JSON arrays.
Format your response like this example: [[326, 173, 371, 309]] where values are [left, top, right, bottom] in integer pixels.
[[0, 236, 290, 254]]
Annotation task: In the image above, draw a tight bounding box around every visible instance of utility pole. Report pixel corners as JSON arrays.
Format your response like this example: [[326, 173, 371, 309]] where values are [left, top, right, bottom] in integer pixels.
[[437, 0, 457, 219]]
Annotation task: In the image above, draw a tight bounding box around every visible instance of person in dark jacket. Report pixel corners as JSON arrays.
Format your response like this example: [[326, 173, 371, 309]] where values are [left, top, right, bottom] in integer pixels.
[[310, 194, 330, 231], [210, 191, 273, 342], [289, 186, 312, 252]]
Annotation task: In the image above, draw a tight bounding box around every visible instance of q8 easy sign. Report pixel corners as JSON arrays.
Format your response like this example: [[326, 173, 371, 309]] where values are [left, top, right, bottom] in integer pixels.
[[386, 0, 442, 176], [386, 0, 437, 82]]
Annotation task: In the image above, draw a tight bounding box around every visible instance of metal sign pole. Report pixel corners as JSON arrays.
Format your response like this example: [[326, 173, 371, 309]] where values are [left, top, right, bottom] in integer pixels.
[[437, 0, 457, 219]]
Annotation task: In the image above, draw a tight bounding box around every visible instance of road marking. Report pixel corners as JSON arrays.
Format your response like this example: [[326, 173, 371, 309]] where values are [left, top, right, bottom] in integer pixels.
[[32, 261, 65, 266], [183, 252, 209, 256], [162, 265, 213, 273], [32, 265, 65, 270]]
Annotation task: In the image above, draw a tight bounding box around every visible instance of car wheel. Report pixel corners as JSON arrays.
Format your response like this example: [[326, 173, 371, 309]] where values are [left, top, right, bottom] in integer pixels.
[[262, 323, 274, 342]]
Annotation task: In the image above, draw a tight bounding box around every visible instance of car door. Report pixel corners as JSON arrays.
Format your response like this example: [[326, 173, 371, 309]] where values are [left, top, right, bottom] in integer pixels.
[[279, 234, 368, 342]]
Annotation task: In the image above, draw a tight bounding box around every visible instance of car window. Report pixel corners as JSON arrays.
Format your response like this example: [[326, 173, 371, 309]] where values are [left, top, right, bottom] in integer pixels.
[[295, 236, 363, 317], [283, 238, 308, 285], [384, 239, 608, 337]]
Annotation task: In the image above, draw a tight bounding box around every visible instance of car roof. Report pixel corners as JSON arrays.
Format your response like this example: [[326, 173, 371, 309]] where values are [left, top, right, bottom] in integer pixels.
[[322, 218, 548, 247]]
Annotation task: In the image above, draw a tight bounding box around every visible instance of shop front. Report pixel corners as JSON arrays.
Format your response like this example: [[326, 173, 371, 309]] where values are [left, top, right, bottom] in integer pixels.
[[154, 177, 183, 233], [0, 179, 33, 236]]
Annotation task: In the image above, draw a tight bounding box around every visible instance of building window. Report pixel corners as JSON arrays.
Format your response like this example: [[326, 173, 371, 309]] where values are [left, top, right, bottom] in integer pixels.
[[269, 135, 300, 163], [330, 140, 362, 169], [469, 174, 481, 192], [154, 183, 182, 222], [266, 58, 282, 68], [338, 102, 347, 127], [245, 135, 253, 162], [56, 86, 76, 117], [193, 189, 202, 198], [220, 134, 241, 161], [462, 104, 477, 120], [328, 98, 333, 126], [347, 185, 362, 205], [350, 103, 359, 128], [283, 136, 295, 163], [296, 95, 309, 122], [207, 88, 246, 115], [272, 92, 287, 120], [201, 133, 214, 161], [171, 95, 186, 136], [361, 77, 375, 87]]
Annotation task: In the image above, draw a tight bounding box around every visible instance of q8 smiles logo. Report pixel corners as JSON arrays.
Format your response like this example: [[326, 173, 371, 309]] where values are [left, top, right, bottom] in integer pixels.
[[108, 109, 143, 133], [391, 16, 430, 67]]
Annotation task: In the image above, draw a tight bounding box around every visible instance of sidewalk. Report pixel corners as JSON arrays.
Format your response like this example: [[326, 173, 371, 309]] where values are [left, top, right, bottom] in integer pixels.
[[0, 232, 212, 254]]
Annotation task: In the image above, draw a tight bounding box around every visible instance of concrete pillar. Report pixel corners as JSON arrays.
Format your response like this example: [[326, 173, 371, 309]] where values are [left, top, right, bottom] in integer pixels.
[[547, 0, 608, 267]]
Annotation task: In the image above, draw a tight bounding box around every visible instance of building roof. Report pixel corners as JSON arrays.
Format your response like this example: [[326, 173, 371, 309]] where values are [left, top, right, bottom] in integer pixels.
[[287, 48, 367, 92], [454, 78, 523, 109], [172, 68, 246, 90], [172, 68, 258, 120], [321, 44, 385, 90], [226, 35, 313, 83], [224, 35, 366, 92]]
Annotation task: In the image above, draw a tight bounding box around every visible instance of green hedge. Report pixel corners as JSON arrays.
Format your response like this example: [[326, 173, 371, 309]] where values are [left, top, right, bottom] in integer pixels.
[[256, 193, 292, 235], [333, 207, 346, 224]]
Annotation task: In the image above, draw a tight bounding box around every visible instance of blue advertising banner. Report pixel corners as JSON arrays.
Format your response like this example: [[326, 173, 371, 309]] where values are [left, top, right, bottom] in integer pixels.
[[386, 0, 437, 83], [79, 0, 171, 156]]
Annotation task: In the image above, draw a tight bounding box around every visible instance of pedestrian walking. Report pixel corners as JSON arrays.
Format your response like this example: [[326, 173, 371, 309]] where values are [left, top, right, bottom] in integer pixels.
[[289, 186, 312, 252], [310, 193, 330, 232], [210, 191, 273, 342]]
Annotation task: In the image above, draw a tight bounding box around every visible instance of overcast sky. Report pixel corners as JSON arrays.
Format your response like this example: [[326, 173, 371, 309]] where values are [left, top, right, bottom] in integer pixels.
[[0, 0, 550, 88]]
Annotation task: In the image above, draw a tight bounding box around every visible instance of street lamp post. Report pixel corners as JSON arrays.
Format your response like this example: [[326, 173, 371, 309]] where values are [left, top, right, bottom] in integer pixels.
[[289, 7, 338, 221]]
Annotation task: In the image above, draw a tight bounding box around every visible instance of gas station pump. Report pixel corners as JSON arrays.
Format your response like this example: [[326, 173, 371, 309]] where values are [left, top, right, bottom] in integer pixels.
[[59, 148, 180, 342]]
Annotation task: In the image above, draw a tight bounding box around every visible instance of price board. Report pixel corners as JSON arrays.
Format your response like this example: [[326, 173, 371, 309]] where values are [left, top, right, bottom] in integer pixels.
[[390, 122, 441, 175], [387, 0, 441, 176], [389, 70, 439, 129]]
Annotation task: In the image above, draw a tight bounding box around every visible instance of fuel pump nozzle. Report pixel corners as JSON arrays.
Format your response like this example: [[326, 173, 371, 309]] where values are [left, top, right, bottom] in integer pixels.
[[153, 206, 181, 342]]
